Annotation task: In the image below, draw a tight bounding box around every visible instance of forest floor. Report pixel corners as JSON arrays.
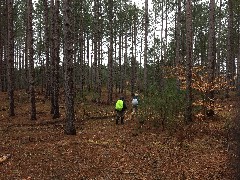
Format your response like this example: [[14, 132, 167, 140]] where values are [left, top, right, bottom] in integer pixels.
[[0, 90, 239, 179]]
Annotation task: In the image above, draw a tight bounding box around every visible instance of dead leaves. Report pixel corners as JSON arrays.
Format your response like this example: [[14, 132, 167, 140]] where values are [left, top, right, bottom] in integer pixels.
[[0, 154, 11, 164]]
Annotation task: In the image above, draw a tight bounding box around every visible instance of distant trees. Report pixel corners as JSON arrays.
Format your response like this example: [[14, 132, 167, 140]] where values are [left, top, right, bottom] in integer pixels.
[[1, 0, 240, 130]]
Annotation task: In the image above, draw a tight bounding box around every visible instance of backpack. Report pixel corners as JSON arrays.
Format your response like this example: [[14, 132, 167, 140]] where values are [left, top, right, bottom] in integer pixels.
[[115, 100, 123, 111], [132, 98, 138, 106]]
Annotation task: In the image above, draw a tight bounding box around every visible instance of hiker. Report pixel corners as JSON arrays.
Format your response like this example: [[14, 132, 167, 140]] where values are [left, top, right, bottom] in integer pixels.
[[131, 93, 139, 114], [115, 96, 127, 124]]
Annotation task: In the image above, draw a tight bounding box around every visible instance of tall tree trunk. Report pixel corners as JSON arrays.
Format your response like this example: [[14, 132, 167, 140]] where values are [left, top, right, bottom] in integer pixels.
[[206, 0, 216, 116], [131, 25, 135, 95], [165, 0, 168, 64], [24, 2, 29, 93], [175, 0, 181, 67], [53, 0, 60, 119], [1, 1, 7, 92], [226, 0, 234, 92], [79, 0, 84, 99], [43, 0, 51, 98], [123, 32, 127, 96], [185, 0, 193, 123], [93, 0, 98, 101], [0, 3, 3, 92], [108, 0, 113, 103], [237, 2, 240, 94], [86, 33, 91, 91], [7, 0, 15, 116], [175, 0, 181, 89], [50, 0, 55, 114], [216, 0, 222, 76], [28, 0, 36, 120], [119, 32, 122, 93], [143, 0, 148, 94], [63, 0, 76, 135]]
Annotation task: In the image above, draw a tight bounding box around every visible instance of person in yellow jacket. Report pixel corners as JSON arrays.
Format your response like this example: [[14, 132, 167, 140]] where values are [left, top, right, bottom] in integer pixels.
[[115, 96, 127, 124]]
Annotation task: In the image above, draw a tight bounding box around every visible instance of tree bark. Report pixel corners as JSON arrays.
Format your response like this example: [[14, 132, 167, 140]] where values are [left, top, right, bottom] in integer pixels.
[[143, 0, 148, 94], [52, 0, 60, 119], [43, 0, 51, 98], [50, 0, 55, 114], [27, 0, 36, 120], [206, 0, 216, 117], [185, 0, 193, 123], [226, 0, 235, 89], [7, 0, 15, 116], [63, 0, 76, 135], [108, 0, 113, 103]]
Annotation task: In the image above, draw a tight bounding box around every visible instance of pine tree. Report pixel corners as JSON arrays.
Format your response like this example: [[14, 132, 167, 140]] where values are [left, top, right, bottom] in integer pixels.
[[63, 0, 76, 135]]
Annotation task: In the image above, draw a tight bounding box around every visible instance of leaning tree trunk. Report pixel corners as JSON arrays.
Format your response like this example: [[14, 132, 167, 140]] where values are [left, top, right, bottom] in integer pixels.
[[7, 0, 15, 117], [28, 0, 36, 120], [185, 0, 193, 123], [63, 0, 76, 135]]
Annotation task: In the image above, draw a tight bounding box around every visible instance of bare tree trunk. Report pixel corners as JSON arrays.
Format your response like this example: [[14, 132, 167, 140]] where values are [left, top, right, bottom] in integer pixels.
[[175, 0, 181, 67], [43, 0, 51, 98], [175, 0, 181, 89], [0, 1, 7, 92], [131, 25, 135, 95], [63, 0, 76, 135], [7, 0, 15, 116], [93, 0, 98, 100], [0, 3, 3, 92], [108, 0, 113, 103], [165, 0, 168, 64], [123, 32, 127, 96], [143, 0, 148, 94], [226, 0, 235, 92], [185, 0, 193, 123], [206, 0, 216, 117], [86, 33, 91, 91], [27, 0, 36, 120], [53, 0, 60, 119], [237, 2, 240, 94], [119, 32, 122, 93], [79, 0, 84, 99], [216, 0, 222, 76], [24, 2, 29, 93], [50, 0, 55, 114]]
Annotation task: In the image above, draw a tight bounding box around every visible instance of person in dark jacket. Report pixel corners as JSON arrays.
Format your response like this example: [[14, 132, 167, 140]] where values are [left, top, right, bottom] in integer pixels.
[[115, 96, 127, 124]]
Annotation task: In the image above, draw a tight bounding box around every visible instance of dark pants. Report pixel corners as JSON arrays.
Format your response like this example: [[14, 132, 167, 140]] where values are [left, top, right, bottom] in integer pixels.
[[116, 110, 125, 124]]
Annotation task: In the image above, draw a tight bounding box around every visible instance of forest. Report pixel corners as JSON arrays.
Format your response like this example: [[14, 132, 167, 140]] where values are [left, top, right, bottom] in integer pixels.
[[0, 0, 240, 179]]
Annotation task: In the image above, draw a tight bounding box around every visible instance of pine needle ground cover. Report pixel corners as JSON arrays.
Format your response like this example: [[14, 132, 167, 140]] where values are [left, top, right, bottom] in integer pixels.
[[0, 90, 238, 179]]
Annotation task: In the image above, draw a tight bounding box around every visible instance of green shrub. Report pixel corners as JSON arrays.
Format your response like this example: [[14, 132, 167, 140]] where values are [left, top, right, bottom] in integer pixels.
[[138, 78, 186, 130]]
